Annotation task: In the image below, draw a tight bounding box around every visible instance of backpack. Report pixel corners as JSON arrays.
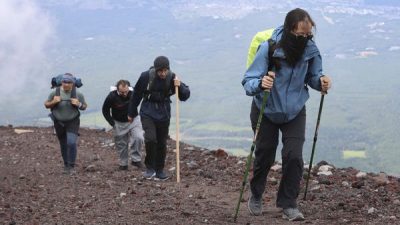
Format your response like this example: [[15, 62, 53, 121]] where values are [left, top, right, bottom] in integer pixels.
[[50, 73, 83, 99], [144, 67, 173, 102], [247, 28, 311, 84], [246, 28, 275, 69], [51, 74, 83, 89]]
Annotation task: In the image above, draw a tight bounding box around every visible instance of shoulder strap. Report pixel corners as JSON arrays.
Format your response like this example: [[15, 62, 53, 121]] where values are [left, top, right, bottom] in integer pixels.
[[267, 39, 279, 71], [55, 87, 61, 96], [71, 86, 77, 99], [147, 68, 156, 92], [164, 71, 173, 97]]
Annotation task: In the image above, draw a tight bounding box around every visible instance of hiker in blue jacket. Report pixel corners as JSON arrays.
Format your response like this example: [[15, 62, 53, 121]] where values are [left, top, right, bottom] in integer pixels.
[[242, 8, 331, 221], [128, 56, 190, 180]]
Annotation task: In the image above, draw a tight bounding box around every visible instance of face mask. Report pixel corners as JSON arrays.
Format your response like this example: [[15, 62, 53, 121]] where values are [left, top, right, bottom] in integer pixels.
[[293, 32, 313, 47], [280, 31, 312, 67]]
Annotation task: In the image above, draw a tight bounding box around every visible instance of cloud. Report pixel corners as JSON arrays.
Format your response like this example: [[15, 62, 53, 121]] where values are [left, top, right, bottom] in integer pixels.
[[77, 0, 114, 10], [367, 22, 385, 29], [170, 1, 274, 20], [0, 0, 54, 121], [369, 29, 385, 33], [335, 54, 347, 59], [320, 4, 400, 20], [44, 0, 115, 10], [356, 51, 378, 58], [389, 46, 400, 51], [322, 14, 335, 25]]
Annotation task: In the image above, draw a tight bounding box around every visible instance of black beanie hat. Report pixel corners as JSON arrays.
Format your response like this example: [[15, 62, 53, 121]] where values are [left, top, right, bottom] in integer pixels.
[[154, 56, 170, 71]]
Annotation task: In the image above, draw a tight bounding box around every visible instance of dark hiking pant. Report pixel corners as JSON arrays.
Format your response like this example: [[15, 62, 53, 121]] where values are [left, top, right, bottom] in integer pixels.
[[54, 117, 80, 168], [141, 116, 170, 171], [250, 101, 306, 209]]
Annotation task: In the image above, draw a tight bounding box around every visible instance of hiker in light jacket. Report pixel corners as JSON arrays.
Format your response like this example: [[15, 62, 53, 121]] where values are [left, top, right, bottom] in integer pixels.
[[102, 79, 144, 171], [128, 56, 190, 181], [242, 8, 332, 221], [44, 73, 87, 175]]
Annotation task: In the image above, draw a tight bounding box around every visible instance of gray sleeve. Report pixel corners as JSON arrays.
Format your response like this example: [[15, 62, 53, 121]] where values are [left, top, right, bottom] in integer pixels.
[[47, 91, 56, 101], [78, 92, 87, 105]]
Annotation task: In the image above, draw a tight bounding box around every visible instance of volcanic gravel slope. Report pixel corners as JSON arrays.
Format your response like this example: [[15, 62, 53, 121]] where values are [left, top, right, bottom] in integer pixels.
[[0, 126, 399, 225]]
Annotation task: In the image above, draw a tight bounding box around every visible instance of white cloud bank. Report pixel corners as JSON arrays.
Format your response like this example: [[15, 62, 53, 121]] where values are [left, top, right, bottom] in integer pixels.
[[0, 0, 54, 120]]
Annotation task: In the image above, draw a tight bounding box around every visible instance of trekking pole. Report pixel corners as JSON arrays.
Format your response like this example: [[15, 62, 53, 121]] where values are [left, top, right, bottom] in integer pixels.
[[233, 88, 270, 222], [175, 85, 181, 183], [303, 92, 326, 200]]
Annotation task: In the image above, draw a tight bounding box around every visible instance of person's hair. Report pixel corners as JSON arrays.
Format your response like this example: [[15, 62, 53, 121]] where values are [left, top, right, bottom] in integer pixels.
[[116, 80, 130, 90], [283, 8, 315, 34]]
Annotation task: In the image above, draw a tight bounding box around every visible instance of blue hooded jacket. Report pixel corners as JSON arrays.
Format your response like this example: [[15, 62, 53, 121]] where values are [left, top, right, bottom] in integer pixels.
[[242, 26, 323, 124]]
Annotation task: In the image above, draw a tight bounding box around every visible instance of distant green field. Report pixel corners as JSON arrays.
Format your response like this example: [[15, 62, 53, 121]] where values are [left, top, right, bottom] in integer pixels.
[[343, 150, 367, 159], [192, 122, 251, 132], [80, 111, 110, 128]]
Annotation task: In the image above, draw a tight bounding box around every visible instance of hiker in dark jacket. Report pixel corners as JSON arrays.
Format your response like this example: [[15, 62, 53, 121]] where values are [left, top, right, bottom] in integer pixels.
[[242, 8, 332, 221], [102, 80, 144, 171], [128, 56, 190, 180], [44, 73, 87, 175]]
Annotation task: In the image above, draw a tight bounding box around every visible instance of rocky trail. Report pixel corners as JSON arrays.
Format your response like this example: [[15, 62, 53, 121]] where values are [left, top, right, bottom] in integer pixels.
[[1, 126, 399, 224]]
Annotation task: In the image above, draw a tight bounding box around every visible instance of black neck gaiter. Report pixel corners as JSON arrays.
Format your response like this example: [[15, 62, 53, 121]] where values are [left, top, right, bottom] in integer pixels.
[[280, 31, 311, 67]]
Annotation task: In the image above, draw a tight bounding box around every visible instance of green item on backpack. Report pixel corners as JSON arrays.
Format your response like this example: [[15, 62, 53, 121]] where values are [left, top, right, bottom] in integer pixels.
[[246, 28, 275, 69]]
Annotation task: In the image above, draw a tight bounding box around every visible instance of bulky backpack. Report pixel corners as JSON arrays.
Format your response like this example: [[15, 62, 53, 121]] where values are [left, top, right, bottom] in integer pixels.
[[51, 73, 83, 99], [246, 28, 277, 70], [51, 74, 83, 89]]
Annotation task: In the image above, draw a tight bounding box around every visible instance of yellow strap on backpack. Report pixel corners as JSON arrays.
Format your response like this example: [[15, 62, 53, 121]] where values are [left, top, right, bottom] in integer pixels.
[[246, 28, 274, 69]]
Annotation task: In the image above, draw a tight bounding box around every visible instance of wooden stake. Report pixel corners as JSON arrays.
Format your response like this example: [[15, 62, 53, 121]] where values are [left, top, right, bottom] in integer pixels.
[[175, 85, 180, 183]]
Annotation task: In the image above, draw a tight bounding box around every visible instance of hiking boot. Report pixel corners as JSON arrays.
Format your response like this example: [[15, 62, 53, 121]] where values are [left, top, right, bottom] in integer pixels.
[[154, 170, 170, 181], [131, 161, 144, 169], [63, 166, 70, 175], [143, 168, 156, 179], [119, 165, 128, 171], [282, 208, 305, 221], [69, 168, 77, 176], [247, 194, 262, 216]]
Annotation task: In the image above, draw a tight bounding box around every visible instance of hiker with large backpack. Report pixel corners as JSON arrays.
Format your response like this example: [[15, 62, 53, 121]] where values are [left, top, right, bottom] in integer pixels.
[[128, 56, 190, 180], [241, 8, 331, 221], [102, 79, 144, 171], [44, 73, 87, 175]]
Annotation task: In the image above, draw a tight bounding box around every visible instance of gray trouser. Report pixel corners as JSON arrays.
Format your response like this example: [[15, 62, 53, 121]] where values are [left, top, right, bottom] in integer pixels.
[[113, 117, 144, 166]]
